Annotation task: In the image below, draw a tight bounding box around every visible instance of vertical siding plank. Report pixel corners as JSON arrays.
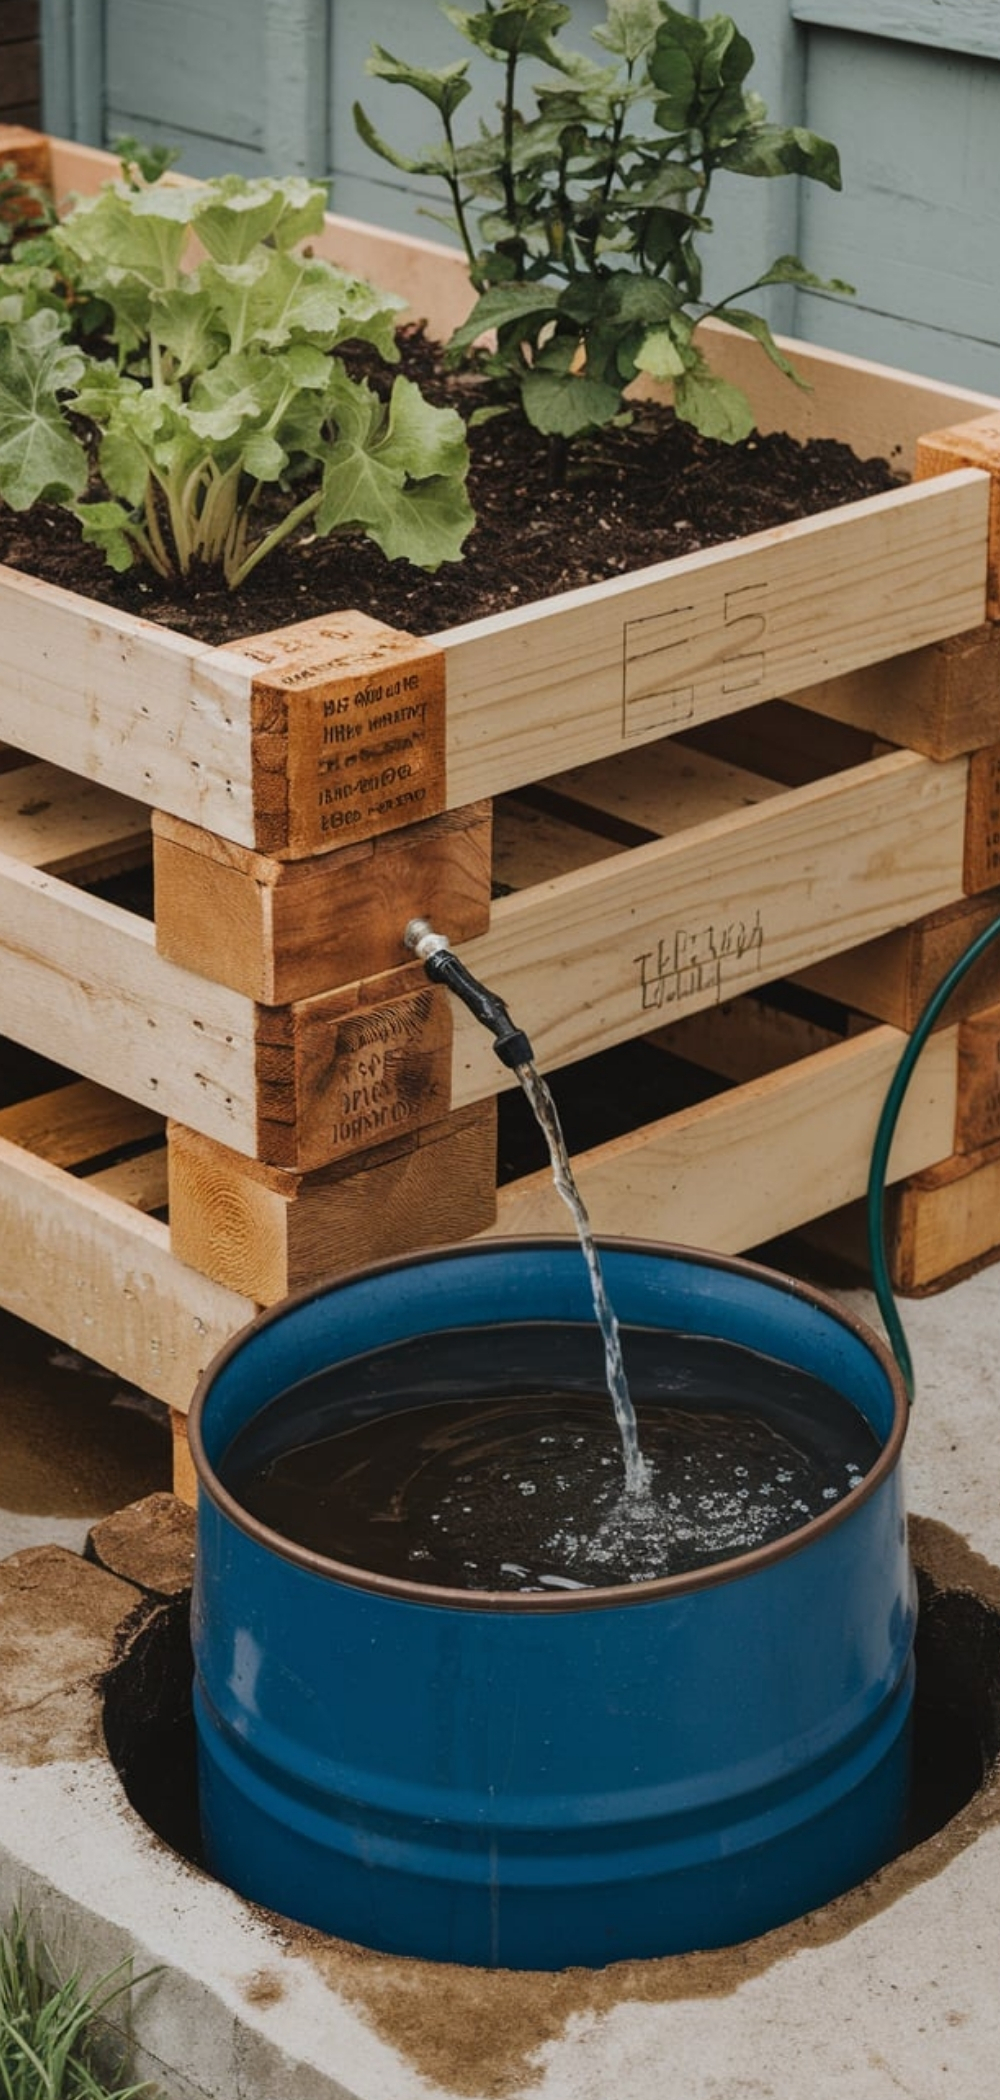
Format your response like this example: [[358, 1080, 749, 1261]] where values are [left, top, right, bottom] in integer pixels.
[[263, 0, 328, 179]]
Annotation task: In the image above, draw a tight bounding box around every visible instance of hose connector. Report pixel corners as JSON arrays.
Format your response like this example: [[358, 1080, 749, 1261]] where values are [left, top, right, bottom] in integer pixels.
[[403, 918, 534, 1072]]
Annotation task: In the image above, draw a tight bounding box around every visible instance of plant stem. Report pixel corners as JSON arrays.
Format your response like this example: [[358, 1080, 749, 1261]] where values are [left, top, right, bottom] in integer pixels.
[[226, 483, 323, 589]]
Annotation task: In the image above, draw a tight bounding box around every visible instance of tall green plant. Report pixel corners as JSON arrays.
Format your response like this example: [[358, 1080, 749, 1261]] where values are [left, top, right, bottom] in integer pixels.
[[0, 1913, 152, 2100], [0, 169, 473, 587], [356, 0, 852, 449]]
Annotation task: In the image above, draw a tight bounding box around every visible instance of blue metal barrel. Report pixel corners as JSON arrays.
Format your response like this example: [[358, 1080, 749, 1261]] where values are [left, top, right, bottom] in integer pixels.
[[188, 1239, 914, 1969]]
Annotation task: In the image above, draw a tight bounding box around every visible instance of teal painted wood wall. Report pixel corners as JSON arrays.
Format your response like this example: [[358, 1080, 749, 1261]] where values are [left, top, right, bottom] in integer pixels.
[[39, 0, 1000, 390]]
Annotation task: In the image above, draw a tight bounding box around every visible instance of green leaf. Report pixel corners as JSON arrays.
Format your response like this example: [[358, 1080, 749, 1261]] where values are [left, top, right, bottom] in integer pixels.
[[242, 430, 288, 480], [591, 0, 663, 65], [719, 123, 843, 189], [98, 422, 151, 506], [520, 362, 621, 437], [314, 365, 472, 567], [673, 364, 755, 443], [197, 248, 402, 361], [633, 326, 686, 381], [0, 311, 88, 508], [319, 442, 474, 567], [442, 3, 573, 66], [380, 373, 470, 480], [448, 281, 560, 354], [364, 45, 472, 119], [192, 174, 328, 263], [66, 498, 138, 571], [352, 103, 429, 177], [114, 134, 181, 186], [185, 350, 284, 441], [151, 281, 226, 377], [746, 252, 855, 297]]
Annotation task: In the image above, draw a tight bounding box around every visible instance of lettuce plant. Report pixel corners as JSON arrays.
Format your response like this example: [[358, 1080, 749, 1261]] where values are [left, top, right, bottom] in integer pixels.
[[0, 170, 473, 587], [356, 0, 852, 451]]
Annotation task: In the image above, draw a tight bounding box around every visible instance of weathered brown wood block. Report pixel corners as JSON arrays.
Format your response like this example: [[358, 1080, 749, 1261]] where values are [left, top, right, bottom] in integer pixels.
[[956, 1003, 1000, 1152], [168, 1101, 498, 1302], [230, 609, 448, 858], [799, 890, 1000, 1031], [887, 1134, 1000, 1293], [253, 963, 453, 1172], [0, 121, 49, 189], [153, 799, 492, 1002], [792, 623, 1000, 761], [916, 413, 1000, 620], [964, 743, 1000, 892]]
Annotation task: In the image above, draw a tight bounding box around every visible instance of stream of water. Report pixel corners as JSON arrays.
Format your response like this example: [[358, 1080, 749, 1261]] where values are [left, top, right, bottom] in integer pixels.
[[514, 1058, 649, 1496]]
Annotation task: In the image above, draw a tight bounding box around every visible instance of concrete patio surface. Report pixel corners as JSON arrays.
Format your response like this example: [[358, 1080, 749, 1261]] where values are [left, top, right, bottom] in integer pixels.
[[0, 1266, 998, 2100]]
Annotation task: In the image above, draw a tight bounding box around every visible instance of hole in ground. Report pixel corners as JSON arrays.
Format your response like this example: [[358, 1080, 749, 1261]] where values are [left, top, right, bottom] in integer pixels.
[[102, 1552, 1000, 1903]]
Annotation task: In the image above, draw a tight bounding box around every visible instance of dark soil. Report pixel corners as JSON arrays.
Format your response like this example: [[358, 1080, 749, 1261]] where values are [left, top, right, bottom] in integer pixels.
[[0, 328, 901, 646]]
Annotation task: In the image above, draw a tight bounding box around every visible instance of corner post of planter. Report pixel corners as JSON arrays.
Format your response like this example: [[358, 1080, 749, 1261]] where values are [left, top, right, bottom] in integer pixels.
[[916, 413, 1000, 621], [217, 609, 451, 861], [0, 122, 52, 191], [166, 1100, 498, 1305]]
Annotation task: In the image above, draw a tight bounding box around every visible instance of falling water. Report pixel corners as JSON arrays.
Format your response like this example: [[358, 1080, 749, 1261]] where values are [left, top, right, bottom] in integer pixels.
[[514, 1058, 649, 1496]]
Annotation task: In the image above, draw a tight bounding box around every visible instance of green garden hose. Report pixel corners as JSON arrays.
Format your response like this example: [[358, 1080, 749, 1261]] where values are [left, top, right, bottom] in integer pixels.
[[867, 911, 1000, 1401]]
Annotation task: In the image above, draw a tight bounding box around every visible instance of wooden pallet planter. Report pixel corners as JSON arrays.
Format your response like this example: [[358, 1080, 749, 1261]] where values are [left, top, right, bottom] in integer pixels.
[[4, 129, 1000, 1492]]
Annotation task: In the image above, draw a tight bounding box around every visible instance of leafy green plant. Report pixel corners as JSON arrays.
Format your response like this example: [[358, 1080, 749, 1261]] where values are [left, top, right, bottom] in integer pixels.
[[0, 1912, 153, 2099], [0, 169, 473, 588], [355, 0, 852, 451]]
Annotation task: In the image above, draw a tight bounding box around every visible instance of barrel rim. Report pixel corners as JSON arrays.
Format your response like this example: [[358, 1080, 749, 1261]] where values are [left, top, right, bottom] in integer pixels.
[[187, 1236, 909, 1614]]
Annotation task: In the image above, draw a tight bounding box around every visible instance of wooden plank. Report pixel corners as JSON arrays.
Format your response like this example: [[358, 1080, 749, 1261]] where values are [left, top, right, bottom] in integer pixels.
[[679, 701, 876, 787], [233, 605, 449, 858], [791, 1, 1000, 64], [916, 415, 1000, 618], [649, 997, 852, 1084], [167, 1101, 497, 1302], [441, 476, 989, 807], [800, 891, 1000, 1029], [0, 1129, 254, 1407], [963, 745, 1000, 892], [542, 742, 786, 834], [0, 848, 259, 1150], [956, 1004, 1000, 1153], [659, 328, 999, 474], [487, 1024, 958, 1250], [0, 5, 42, 42], [492, 799, 625, 891], [0, 41, 39, 108], [888, 1136, 1000, 1292], [171, 1408, 198, 1506], [104, 0, 263, 149], [0, 760, 150, 879], [87, 1147, 169, 1212], [0, 119, 47, 184], [792, 624, 1000, 761], [0, 567, 261, 844], [450, 749, 970, 1107], [153, 799, 491, 1002], [0, 1079, 161, 1165], [258, 965, 454, 1173], [262, 0, 327, 179]]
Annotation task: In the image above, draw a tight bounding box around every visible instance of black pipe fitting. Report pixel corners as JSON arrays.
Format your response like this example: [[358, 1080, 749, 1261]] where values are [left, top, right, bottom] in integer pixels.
[[421, 947, 534, 1071], [403, 920, 535, 1071]]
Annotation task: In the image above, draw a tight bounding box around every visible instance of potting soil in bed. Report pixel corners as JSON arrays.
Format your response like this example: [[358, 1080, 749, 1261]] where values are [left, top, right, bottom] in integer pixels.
[[0, 327, 901, 646]]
